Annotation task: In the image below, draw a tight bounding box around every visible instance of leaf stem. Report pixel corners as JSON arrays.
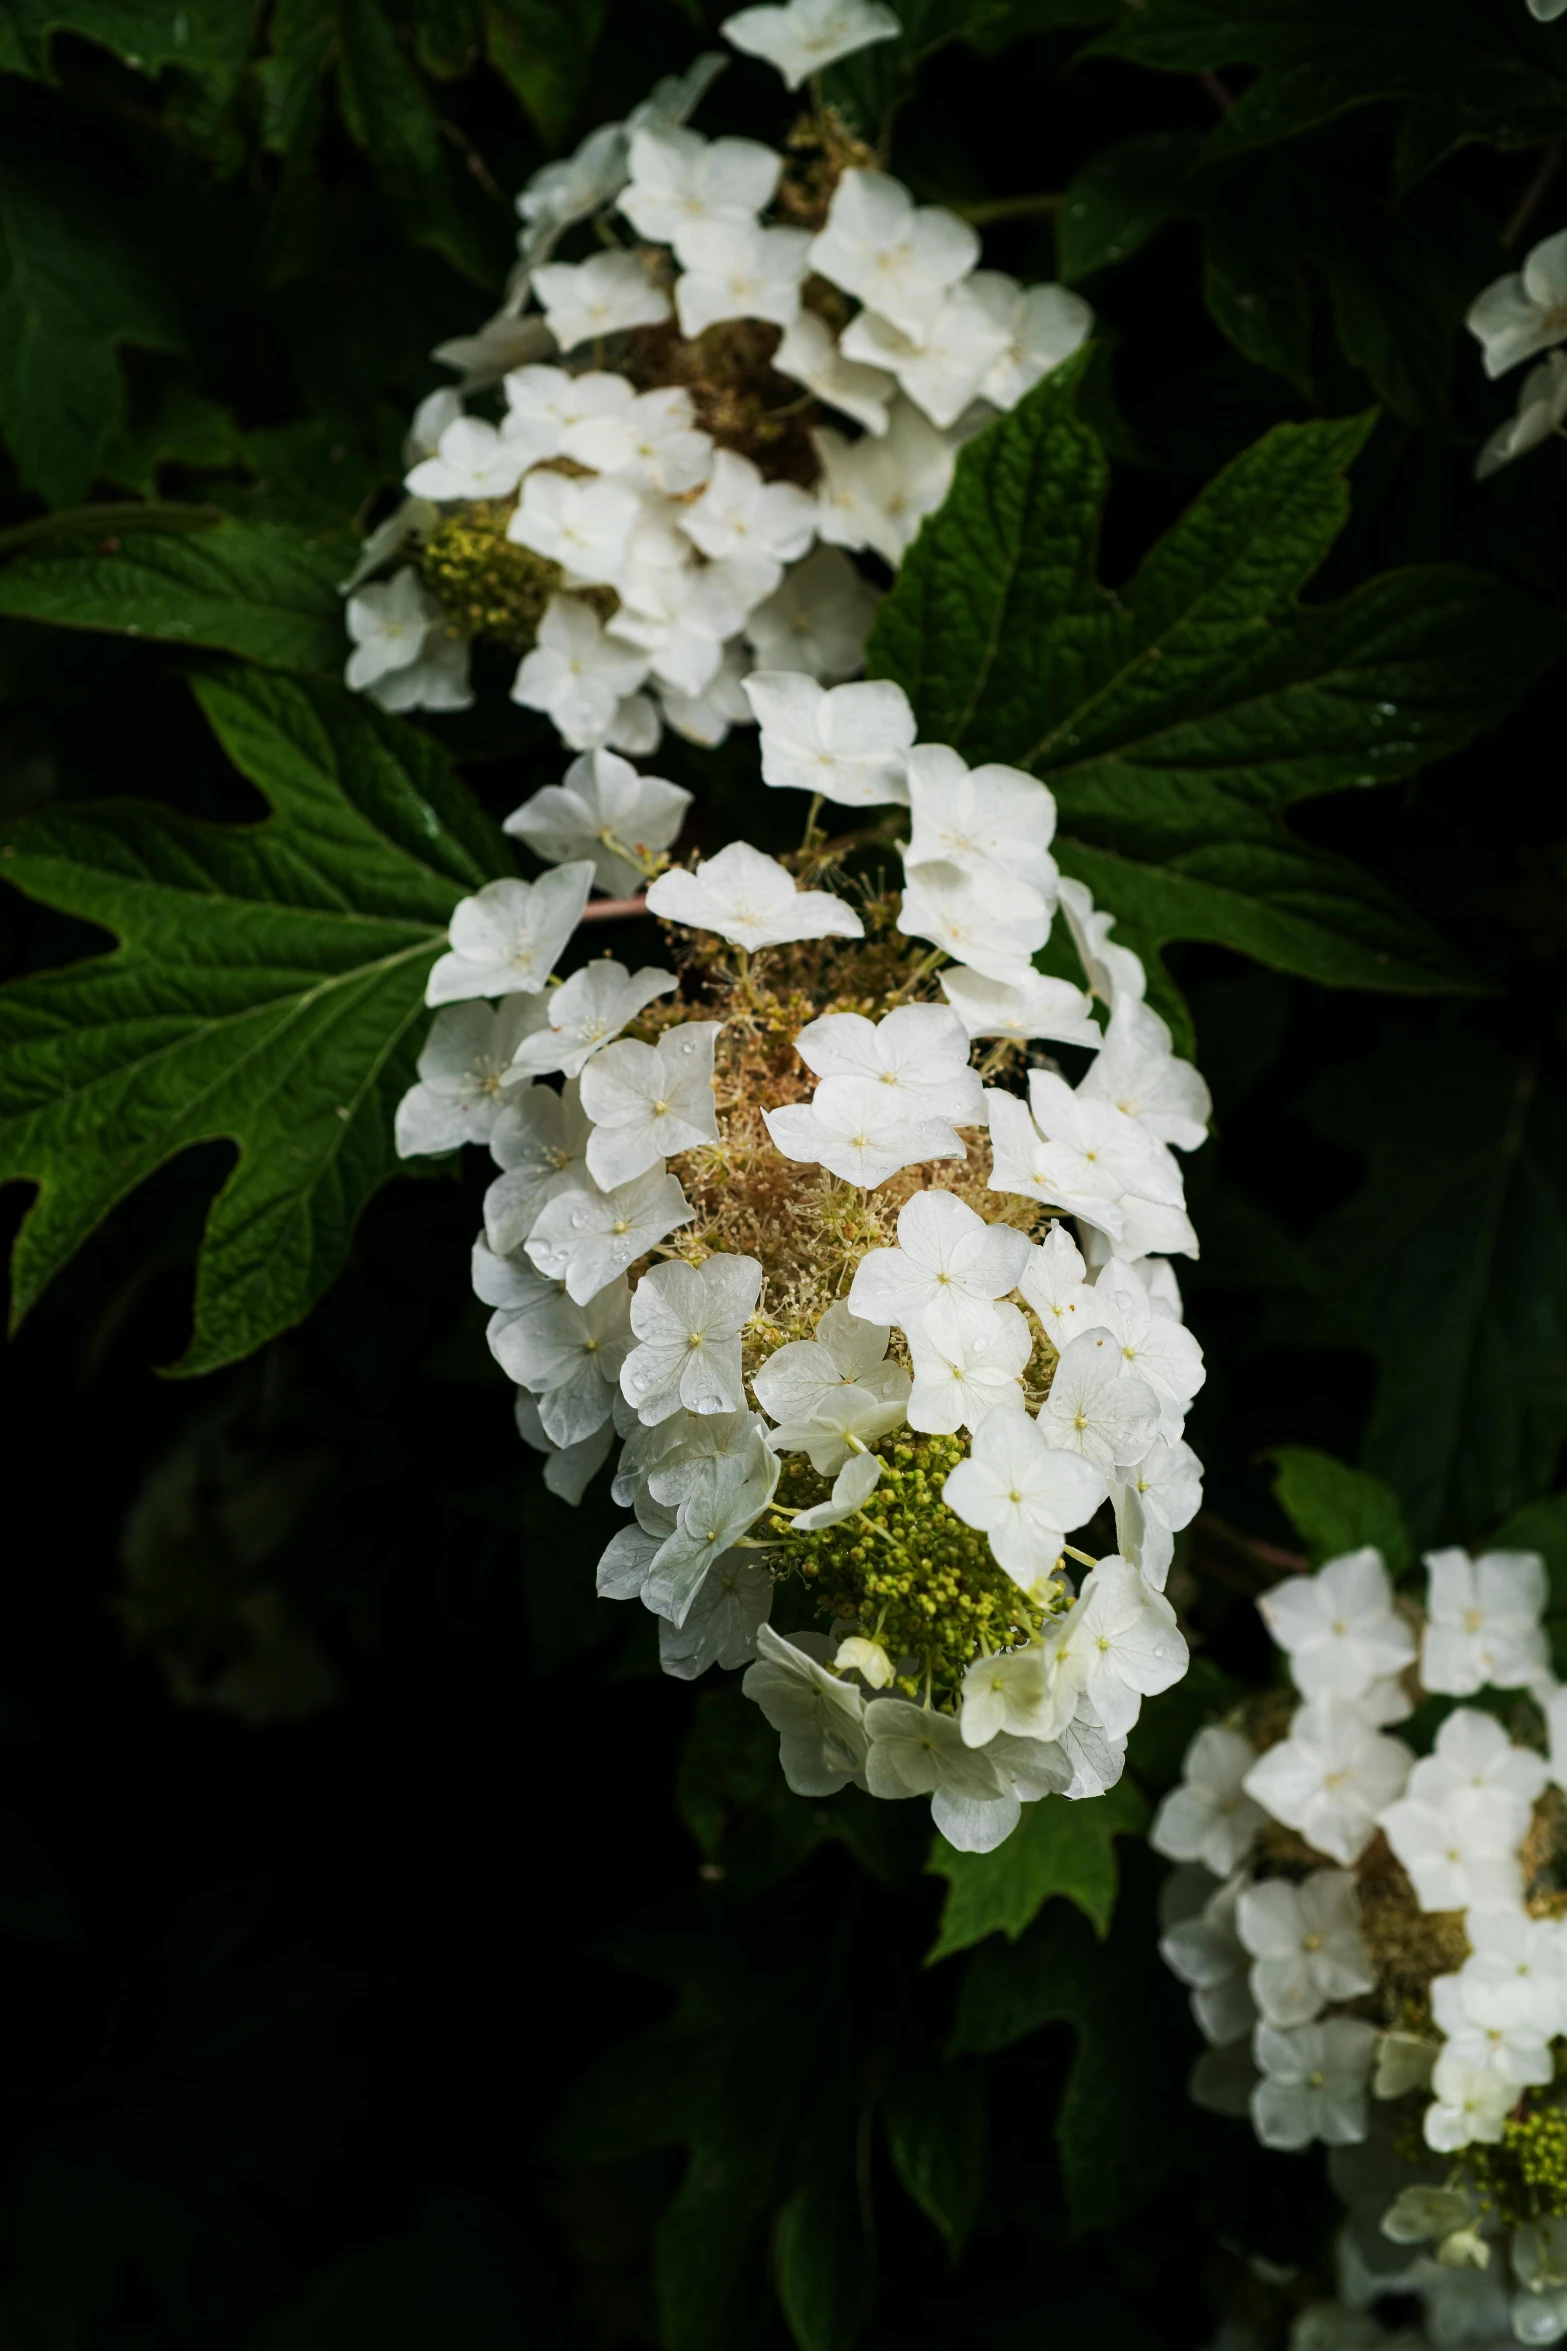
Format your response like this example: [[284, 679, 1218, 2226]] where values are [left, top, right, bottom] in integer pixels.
[[954, 191, 1065, 226]]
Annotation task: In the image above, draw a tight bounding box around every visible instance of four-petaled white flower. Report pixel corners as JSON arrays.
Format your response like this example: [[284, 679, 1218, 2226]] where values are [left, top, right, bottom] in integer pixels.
[[794, 1002, 983, 1127], [959, 1645, 1072, 1749], [1109, 1436, 1203, 1592], [766, 1076, 966, 1190], [644, 1431, 781, 1622], [404, 415, 531, 503], [512, 596, 652, 752], [1086, 1256, 1206, 1442], [564, 383, 715, 496], [1458, 1907, 1563, 2042], [897, 860, 1050, 989], [812, 399, 955, 567], [426, 866, 595, 1006], [1043, 1555, 1188, 1739], [753, 1298, 908, 1432], [809, 169, 978, 339], [344, 567, 432, 691], [503, 366, 627, 462], [848, 1188, 1030, 1351], [942, 1407, 1109, 1586], [1035, 1329, 1160, 1473], [504, 749, 692, 897], [489, 1280, 634, 1447], [1076, 996, 1212, 1153], [939, 965, 1100, 1052], [1377, 1786, 1528, 1914], [1257, 1547, 1416, 1702], [1251, 2018, 1377, 2152], [979, 279, 1094, 411], [906, 1303, 1033, 1433], [1466, 226, 1567, 378], [987, 1071, 1195, 1257], [618, 126, 781, 263], [1477, 350, 1567, 480], [509, 961, 678, 1082], [1159, 1870, 1254, 2048], [903, 744, 1059, 898], [743, 1624, 869, 1795], [531, 250, 672, 351], [772, 311, 894, 435], [1242, 1697, 1412, 1865], [675, 218, 811, 336], [659, 1551, 775, 1680], [508, 469, 643, 588], [1431, 1969, 1553, 2092], [1235, 1870, 1374, 2029], [842, 277, 1012, 430], [1151, 1725, 1266, 1877], [681, 449, 818, 569], [1423, 2053, 1516, 2154], [744, 546, 880, 682], [1017, 1221, 1098, 1351], [393, 996, 548, 1157], [579, 1020, 721, 1186], [483, 1077, 593, 1256], [526, 1165, 695, 1303], [1406, 1703, 1551, 1817], [721, 0, 900, 88], [745, 672, 914, 805], [1421, 1545, 1551, 1697], [647, 839, 864, 947], [620, 1252, 764, 1423]]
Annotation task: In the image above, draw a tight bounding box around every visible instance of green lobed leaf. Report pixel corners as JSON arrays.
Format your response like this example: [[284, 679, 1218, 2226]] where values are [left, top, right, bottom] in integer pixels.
[[924, 1776, 1148, 1962], [868, 362, 1559, 996], [1056, 132, 1204, 284], [1266, 1444, 1413, 1572], [0, 160, 185, 507], [772, 2171, 870, 2351], [0, 668, 507, 1374], [0, 517, 351, 674], [1304, 1022, 1567, 1547], [882, 2069, 985, 2257]]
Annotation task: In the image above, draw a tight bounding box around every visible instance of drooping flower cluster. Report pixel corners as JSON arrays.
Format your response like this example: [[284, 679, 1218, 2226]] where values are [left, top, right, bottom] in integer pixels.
[[396, 666, 1213, 1850], [339, 1, 1091, 745], [1467, 224, 1567, 478], [1152, 1541, 1567, 2345]]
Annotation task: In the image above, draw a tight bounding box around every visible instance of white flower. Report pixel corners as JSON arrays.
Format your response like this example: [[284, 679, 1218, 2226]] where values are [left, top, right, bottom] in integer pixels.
[[1257, 1547, 1416, 1703], [959, 1645, 1074, 1748], [1377, 1788, 1528, 1914], [608, 561, 757, 700], [848, 1188, 1030, 1350], [1018, 1222, 1098, 1351], [659, 646, 756, 748], [773, 310, 894, 434], [904, 744, 1060, 899], [1421, 1545, 1551, 1697], [1423, 2053, 1516, 2153], [842, 279, 1013, 430], [834, 1634, 896, 1690], [658, 1552, 774, 1680], [1159, 1870, 1255, 2047], [744, 547, 880, 682], [644, 1432, 781, 1622], [1076, 996, 1212, 1153], [504, 749, 692, 898], [1251, 2018, 1376, 2151], [404, 415, 531, 503], [809, 170, 978, 340], [483, 1077, 592, 1255], [752, 1298, 908, 1426], [942, 1408, 1108, 1585], [531, 250, 672, 350], [426, 866, 594, 1006], [366, 630, 474, 716], [1109, 1436, 1203, 1592], [647, 839, 863, 948], [742, 1623, 869, 1795], [745, 672, 914, 805], [393, 996, 547, 1157], [1086, 1256, 1206, 1442], [897, 861, 1050, 988], [526, 1166, 695, 1303], [513, 1389, 614, 1507], [986, 1071, 1195, 1257], [1477, 351, 1567, 480], [766, 1077, 965, 1190], [681, 448, 818, 568], [1043, 1554, 1188, 1738], [675, 218, 811, 336], [1057, 876, 1147, 1009], [1431, 1970, 1553, 2092], [788, 1447, 886, 1531], [517, 119, 628, 236], [433, 312, 556, 393], [490, 1280, 633, 1446], [1458, 1906, 1563, 2041], [1235, 1871, 1374, 2028], [812, 398, 955, 567], [795, 1002, 982, 1126], [507, 470, 643, 589], [1036, 1329, 1160, 1473], [772, 1386, 909, 1485], [938, 964, 1100, 1052], [502, 365, 628, 460], [404, 388, 463, 466], [1465, 227, 1567, 378], [1242, 1697, 1412, 1865], [563, 383, 715, 496], [345, 567, 431, 690], [507, 962, 677, 1082], [1151, 1725, 1266, 1877], [978, 278, 1095, 411], [512, 596, 652, 752], [1407, 1703, 1551, 1815], [906, 1304, 1033, 1433], [721, 0, 899, 86], [578, 1019, 720, 1186], [620, 1252, 763, 1424], [863, 1695, 1010, 1816], [619, 126, 781, 262]]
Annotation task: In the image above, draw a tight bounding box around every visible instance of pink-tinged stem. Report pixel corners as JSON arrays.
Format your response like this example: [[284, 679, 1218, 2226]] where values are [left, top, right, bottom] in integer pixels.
[[581, 894, 650, 922]]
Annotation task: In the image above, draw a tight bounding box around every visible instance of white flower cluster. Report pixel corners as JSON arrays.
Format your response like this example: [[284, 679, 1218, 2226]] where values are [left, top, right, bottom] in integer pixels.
[[1466, 225, 1567, 478], [339, 2, 1091, 745], [1154, 1542, 1567, 2345], [393, 670, 1213, 1849]]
